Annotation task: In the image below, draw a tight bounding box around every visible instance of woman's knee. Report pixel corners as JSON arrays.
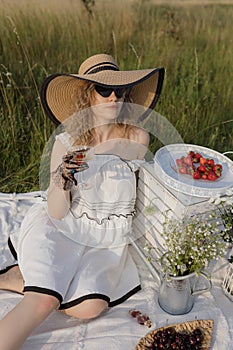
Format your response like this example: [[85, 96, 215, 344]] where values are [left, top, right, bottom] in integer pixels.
[[24, 292, 59, 316], [62, 299, 108, 319]]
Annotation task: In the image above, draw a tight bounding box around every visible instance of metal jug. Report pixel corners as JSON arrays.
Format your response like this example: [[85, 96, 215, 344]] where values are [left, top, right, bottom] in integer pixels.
[[157, 271, 212, 315], [129, 239, 212, 316]]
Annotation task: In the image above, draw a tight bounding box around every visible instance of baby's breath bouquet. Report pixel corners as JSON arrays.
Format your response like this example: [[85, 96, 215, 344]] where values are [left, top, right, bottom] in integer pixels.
[[154, 213, 227, 277], [209, 188, 233, 244]]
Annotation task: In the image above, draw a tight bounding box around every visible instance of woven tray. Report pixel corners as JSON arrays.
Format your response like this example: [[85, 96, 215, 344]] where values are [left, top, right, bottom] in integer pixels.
[[136, 319, 214, 350]]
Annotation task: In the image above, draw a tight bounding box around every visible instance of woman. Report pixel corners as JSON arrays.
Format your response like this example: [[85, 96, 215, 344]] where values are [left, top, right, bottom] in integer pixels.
[[0, 53, 164, 349]]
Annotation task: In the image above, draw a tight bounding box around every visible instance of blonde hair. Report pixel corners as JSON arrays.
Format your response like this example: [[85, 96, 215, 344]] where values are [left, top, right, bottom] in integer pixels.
[[63, 81, 135, 146]]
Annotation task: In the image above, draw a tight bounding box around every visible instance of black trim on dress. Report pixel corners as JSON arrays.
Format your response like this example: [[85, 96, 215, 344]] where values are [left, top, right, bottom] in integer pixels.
[[59, 284, 141, 310], [0, 238, 19, 274], [59, 293, 110, 310], [69, 206, 136, 225], [109, 285, 141, 307], [23, 286, 63, 304], [8, 237, 18, 260], [0, 264, 19, 275]]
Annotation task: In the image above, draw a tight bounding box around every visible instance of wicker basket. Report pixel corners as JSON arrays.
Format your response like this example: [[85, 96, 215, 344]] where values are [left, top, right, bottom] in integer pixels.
[[135, 319, 214, 350], [222, 262, 233, 302]]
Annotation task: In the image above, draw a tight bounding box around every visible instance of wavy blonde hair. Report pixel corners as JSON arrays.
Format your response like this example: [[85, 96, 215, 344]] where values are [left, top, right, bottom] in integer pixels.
[[63, 80, 135, 146]]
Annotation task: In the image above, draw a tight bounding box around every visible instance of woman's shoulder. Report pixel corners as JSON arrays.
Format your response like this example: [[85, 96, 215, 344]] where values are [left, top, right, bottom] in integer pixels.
[[128, 126, 149, 147]]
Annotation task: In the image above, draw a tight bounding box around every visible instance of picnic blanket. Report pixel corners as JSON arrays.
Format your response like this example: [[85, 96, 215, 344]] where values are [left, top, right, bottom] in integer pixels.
[[0, 192, 232, 349]]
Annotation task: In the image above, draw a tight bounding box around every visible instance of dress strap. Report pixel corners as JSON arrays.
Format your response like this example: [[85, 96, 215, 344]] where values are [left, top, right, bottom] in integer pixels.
[[55, 132, 72, 148]]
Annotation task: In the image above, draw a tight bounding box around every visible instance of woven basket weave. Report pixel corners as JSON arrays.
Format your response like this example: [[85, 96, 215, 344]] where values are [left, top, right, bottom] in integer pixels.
[[135, 319, 214, 350]]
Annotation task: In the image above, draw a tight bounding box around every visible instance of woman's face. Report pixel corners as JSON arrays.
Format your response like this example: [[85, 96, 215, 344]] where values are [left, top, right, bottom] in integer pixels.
[[90, 86, 126, 125]]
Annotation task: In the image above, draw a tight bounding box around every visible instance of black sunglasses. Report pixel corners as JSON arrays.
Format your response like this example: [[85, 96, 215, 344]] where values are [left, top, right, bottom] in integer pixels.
[[94, 85, 129, 98]]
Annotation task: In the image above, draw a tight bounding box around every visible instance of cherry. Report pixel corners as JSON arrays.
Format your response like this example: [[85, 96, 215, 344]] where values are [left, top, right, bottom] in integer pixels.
[[152, 326, 204, 349], [128, 309, 141, 318]]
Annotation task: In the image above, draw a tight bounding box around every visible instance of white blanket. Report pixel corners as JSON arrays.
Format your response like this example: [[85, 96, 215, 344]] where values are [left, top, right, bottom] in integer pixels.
[[0, 192, 232, 349]]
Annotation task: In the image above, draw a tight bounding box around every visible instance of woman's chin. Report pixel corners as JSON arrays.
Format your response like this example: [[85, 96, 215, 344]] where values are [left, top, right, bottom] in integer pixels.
[[92, 102, 123, 123]]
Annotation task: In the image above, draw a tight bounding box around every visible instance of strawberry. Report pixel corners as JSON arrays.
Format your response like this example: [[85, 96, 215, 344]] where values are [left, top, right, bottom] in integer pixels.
[[201, 174, 208, 180], [197, 165, 207, 173], [176, 159, 183, 167], [180, 156, 186, 162], [188, 151, 195, 158], [193, 152, 201, 163], [215, 163, 222, 170], [184, 156, 193, 166], [200, 157, 207, 165], [193, 171, 201, 179], [213, 164, 222, 177], [179, 166, 187, 174], [207, 158, 215, 167], [205, 164, 213, 174], [186, 166, 194, 175], [207, 171, 218, 181]]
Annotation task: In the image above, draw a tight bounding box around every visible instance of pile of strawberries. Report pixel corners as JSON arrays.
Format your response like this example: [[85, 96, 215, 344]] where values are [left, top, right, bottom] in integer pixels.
[[175, 150, 223, 181]]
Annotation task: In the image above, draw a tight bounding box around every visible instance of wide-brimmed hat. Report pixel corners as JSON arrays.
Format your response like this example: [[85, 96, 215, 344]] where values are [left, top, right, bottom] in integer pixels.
[[40, 53, 165, 125]]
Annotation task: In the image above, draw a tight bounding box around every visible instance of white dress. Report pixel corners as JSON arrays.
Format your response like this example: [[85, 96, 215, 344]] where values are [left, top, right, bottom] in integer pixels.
[[13, 133, 141, 309]]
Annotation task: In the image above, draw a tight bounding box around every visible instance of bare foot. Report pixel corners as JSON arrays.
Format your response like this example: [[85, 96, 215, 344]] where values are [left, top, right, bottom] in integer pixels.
[[0, 266, 24, 294]]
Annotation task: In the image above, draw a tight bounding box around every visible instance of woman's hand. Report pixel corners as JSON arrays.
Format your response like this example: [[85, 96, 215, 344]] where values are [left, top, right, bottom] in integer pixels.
[[48, 140, 91, 219], [52, 152, 89, 190]]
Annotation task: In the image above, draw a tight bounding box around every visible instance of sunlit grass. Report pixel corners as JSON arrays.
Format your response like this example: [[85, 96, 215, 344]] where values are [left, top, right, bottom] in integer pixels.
[[0, 0, 233, 192]]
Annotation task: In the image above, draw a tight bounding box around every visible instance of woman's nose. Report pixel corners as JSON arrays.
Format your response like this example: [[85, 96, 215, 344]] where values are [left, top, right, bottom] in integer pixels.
[[108, 91, 117, 101]]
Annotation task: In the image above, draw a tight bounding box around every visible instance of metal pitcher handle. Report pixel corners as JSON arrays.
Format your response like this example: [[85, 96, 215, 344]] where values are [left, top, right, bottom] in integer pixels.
[[192, 271, 212, 296]]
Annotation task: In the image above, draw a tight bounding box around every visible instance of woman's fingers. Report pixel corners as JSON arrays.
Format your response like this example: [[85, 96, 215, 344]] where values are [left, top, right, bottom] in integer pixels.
[[61, 161, 89, 187]]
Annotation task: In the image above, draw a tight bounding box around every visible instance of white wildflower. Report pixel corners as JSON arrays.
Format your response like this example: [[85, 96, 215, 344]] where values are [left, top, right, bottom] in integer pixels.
[[226, 188, 233, 196], [146, 213, 228, 276]]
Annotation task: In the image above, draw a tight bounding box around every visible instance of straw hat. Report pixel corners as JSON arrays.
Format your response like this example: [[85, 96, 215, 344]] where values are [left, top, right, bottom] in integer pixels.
[[40, 53, 165, 125]]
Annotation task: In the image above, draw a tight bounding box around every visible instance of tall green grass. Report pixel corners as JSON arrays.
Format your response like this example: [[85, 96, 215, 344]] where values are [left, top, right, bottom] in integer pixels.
[[1, 0, 233, 192]]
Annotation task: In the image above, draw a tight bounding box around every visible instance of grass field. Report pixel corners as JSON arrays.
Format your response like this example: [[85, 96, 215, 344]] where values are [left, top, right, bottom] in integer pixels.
[[0, 0, 233, 192]]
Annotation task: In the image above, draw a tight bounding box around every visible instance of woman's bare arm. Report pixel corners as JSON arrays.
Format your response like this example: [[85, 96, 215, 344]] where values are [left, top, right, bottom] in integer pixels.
[[47, 139, 71, 220]]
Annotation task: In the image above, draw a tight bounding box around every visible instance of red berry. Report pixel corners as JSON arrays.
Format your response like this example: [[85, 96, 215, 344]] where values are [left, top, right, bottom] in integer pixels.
[[176, 159, 183, 167], [179, 167, 187, 174], [207, 158, 214, 166], [188, 151, 195, 157], [193, 171, 201, 179], [215, 163, 222, 170], [189, 335, 196, 345], [200, 157, 207, 165], [184, 156, 193, 166], [207, 171, 218, 181], [136, 314, 149, 325], [197, 165, 207, 173], [129, 309, 141, 318], [213, 164, 222, 177], [194, 152, 201, 161]]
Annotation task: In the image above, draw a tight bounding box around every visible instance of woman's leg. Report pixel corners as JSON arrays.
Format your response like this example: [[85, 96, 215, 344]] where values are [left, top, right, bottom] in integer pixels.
[[0, 266, 24, 294], [0, 291, 59, 350], [61, 299, 108, 319]]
